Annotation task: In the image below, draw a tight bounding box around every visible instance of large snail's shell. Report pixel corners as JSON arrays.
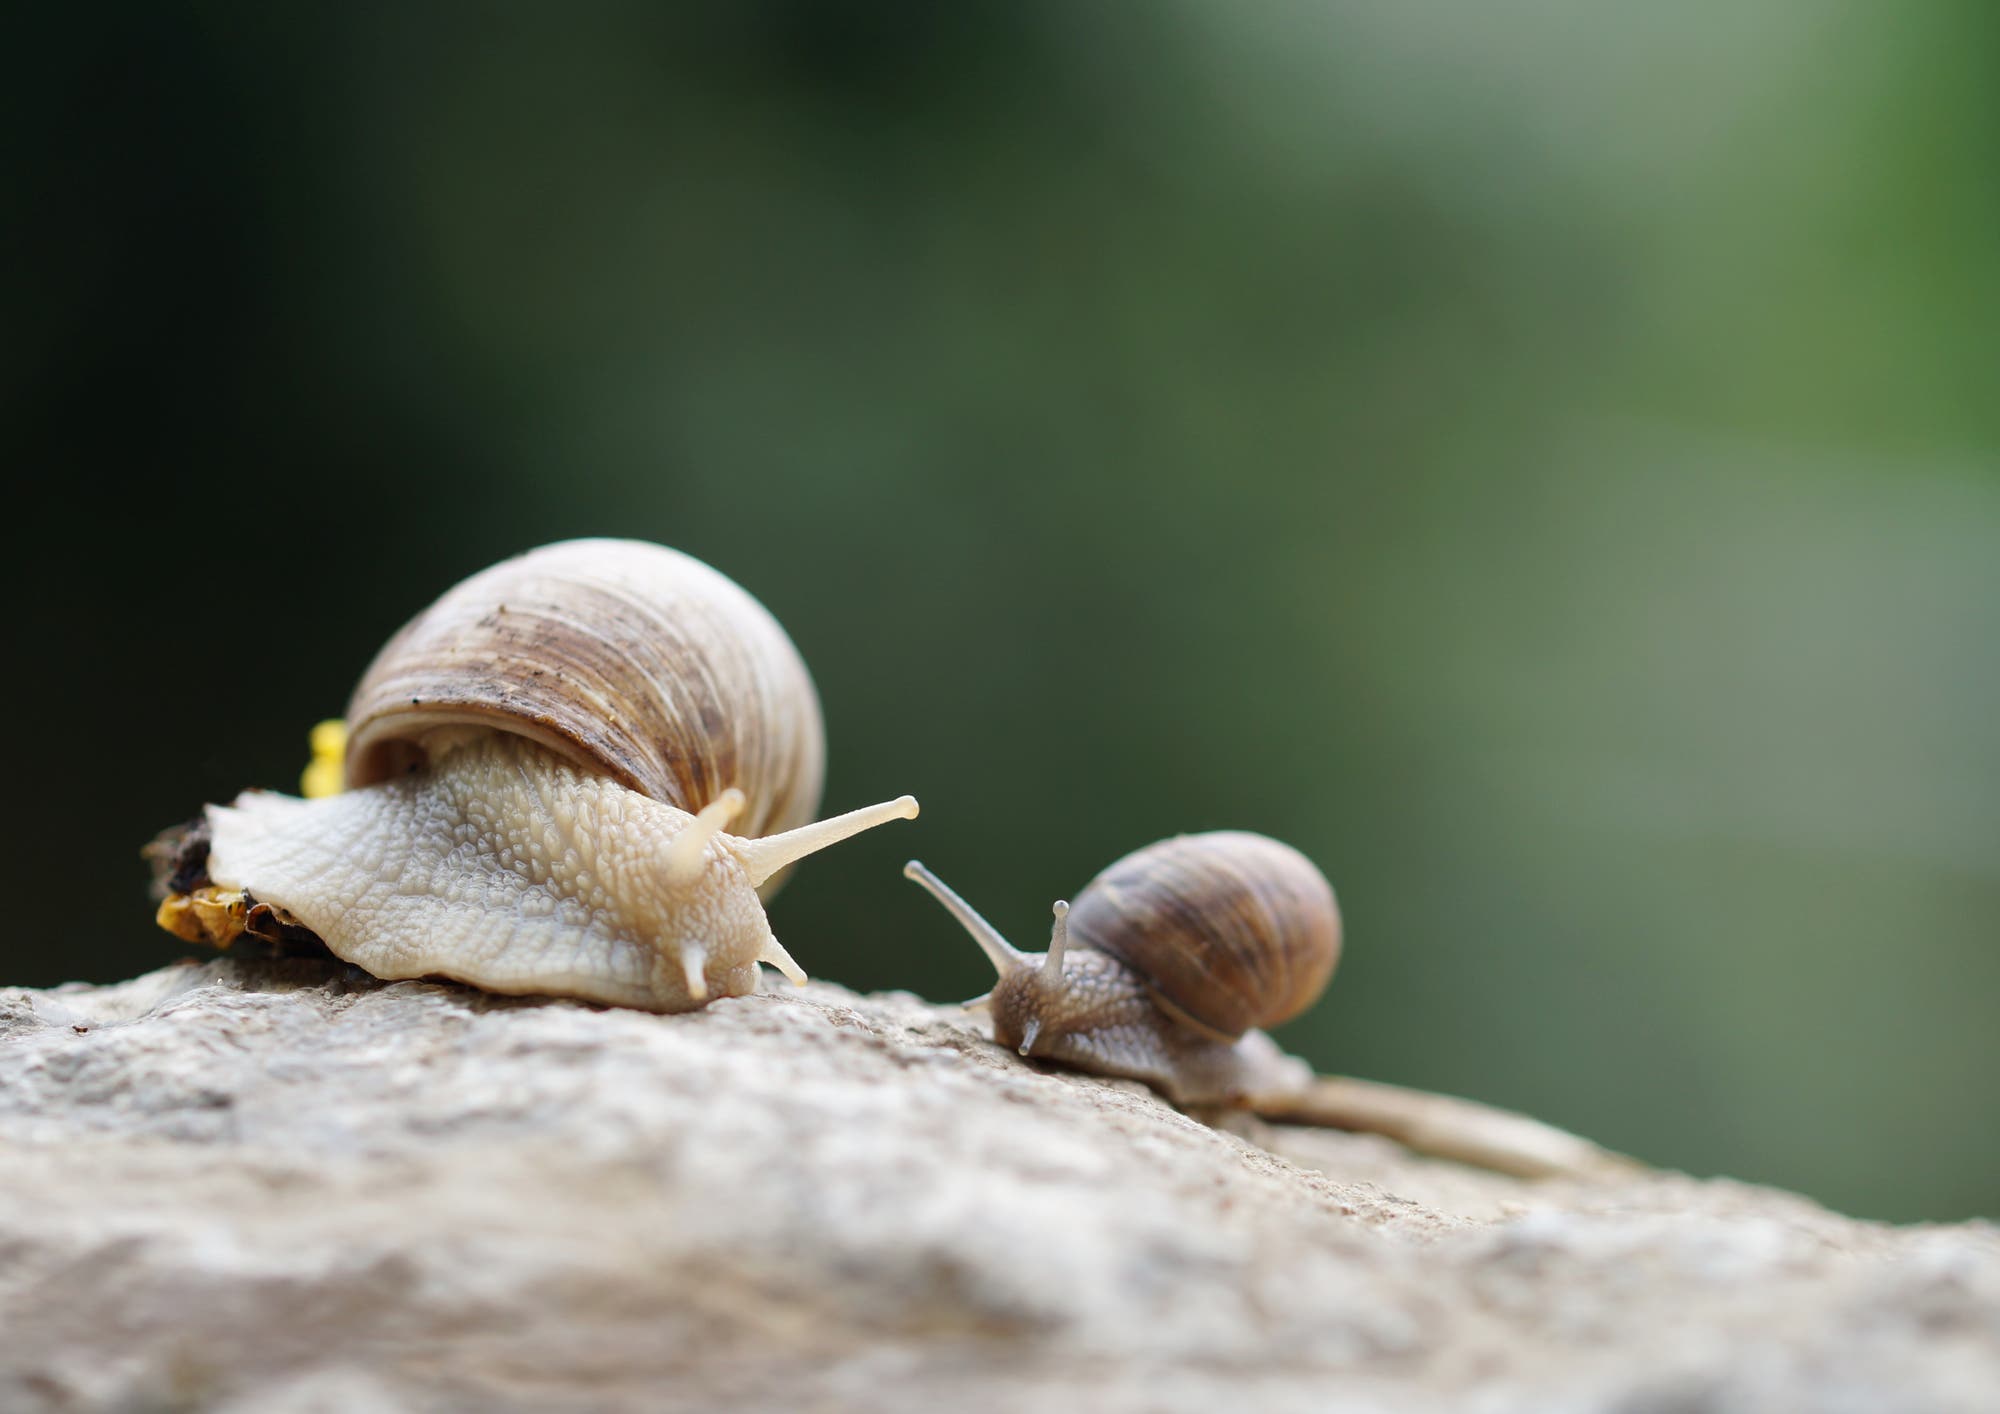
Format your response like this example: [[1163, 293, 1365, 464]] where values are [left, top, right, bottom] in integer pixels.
[[1066, 831, 1340, 1040], [343, 539, 825, 844]]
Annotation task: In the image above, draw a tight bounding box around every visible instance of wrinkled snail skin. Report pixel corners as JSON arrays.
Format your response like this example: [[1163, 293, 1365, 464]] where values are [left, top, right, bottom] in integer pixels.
[[987, 944, 1316, 1108], [207, 735, 783, 1009], [905, 835, 1638, 1181], [171, 538, 919, 1012]]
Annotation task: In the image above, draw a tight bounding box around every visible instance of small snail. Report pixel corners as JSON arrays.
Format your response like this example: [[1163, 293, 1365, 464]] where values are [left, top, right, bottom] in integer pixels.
[[153, 538, 918, 1012], [906, 834, 1635, 1179]]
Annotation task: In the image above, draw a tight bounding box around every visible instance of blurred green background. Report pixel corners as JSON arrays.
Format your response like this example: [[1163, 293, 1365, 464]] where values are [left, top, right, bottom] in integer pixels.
[[9, 3, 1996, 1222]]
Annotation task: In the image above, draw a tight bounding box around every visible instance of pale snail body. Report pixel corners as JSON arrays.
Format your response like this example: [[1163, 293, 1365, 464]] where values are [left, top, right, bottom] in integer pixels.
[[905, 832, 1337, 1106], [172, 539, 918, 1012], [907, 833, 1637, 1180]]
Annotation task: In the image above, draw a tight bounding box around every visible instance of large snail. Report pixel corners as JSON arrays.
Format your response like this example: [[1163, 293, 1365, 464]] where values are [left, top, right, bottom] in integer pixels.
[[906, 834, 1635, 1179], [152, 538, 918, 1012]]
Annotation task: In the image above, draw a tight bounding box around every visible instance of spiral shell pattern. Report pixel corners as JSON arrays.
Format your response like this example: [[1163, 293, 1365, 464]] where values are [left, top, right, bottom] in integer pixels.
[[343, 539, 825, 844], [1065, 831, 1340, 1040]]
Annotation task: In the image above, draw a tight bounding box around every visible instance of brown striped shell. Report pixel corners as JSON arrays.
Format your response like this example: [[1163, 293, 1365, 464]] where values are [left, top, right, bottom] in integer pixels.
[[1064, 831, 1340, 1040], [343, 539, 826, 849]]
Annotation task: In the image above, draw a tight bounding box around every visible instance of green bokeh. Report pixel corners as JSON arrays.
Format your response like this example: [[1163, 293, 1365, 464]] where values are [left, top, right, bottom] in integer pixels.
[[11, 1, 1996, 1222]]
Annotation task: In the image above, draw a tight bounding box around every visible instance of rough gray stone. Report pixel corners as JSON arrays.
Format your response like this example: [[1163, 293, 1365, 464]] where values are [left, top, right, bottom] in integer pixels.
[[1, 958, 1994, 1412]]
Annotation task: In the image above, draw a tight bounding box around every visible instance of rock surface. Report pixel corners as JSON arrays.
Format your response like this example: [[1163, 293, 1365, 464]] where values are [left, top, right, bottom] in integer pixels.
[[1, 957, 1995, 1413]]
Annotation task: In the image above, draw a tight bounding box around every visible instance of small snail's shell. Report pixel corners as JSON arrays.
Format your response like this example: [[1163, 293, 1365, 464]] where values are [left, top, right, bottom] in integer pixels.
[[344, 539, 825, 848], [1066, 831, 1340, 1040]]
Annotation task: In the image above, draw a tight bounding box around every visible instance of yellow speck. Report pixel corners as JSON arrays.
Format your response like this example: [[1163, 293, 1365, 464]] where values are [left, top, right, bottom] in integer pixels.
[[301, 718, 348, 798], [156, 888, 250, 948]]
